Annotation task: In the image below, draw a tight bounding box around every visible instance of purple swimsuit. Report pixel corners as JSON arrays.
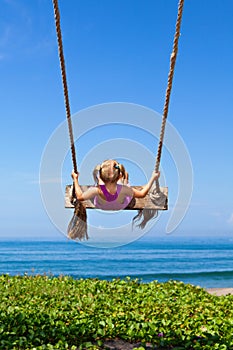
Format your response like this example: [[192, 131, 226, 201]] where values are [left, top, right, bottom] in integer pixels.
[[94, 184, 132, 210]]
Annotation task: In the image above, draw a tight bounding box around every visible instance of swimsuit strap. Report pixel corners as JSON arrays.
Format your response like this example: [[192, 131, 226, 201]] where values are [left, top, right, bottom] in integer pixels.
[[99, 184, 121, 202]]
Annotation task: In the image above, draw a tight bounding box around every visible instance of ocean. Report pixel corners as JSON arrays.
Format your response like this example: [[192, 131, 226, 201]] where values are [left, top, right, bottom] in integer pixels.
[[1, 235, 233, 289]]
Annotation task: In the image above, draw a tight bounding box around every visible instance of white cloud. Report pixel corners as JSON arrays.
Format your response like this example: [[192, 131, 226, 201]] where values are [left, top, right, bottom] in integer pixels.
[[35, 177, 62, 185], [13, 171, 61, 185]]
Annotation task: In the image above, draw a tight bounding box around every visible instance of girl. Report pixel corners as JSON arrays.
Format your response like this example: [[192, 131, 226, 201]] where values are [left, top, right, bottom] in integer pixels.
[[71, 159, 160, 224]]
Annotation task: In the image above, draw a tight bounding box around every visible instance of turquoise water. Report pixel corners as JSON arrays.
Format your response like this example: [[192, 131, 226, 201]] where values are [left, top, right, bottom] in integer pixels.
[[0, 236, 233, 288]]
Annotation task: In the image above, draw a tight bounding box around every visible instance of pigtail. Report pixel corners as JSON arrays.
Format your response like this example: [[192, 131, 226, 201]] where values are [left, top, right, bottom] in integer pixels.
[[93, 164, 101, 184], [118, 164, 125, 179], [118, 163, 129, 185]]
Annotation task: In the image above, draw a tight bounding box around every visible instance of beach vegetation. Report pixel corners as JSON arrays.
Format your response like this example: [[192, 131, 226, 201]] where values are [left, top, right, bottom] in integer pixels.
[[0, 275, 232, 349]]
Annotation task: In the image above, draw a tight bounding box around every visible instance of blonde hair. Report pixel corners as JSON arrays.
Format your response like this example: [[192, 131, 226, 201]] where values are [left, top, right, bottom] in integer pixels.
[[93, 164, 101, 184], [118, 163, 127, 181], [93, 159, 121, 184]]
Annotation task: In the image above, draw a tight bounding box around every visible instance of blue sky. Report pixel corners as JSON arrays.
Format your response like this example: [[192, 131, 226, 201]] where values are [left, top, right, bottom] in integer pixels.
[[0, 0, 233, 242]]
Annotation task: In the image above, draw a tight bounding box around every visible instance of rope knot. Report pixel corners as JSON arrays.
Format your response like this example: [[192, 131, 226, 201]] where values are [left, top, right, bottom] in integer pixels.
[[149, 183, 168, 208]]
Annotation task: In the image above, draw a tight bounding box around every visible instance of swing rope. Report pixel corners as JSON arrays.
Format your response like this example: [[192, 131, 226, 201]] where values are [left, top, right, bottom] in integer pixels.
[[52, 0, 88, 240], [52, 0, 78, 174], [52, 0, 184, 238], [154, 0, 185, 192], [52, 0, 184, 192]]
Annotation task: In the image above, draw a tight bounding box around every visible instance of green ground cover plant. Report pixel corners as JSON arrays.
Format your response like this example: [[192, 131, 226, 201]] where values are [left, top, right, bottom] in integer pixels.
[[0, 275, 232, 349]]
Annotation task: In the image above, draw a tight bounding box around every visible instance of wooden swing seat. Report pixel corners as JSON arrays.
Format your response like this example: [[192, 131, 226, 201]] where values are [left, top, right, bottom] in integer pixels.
[[65, 185, 168, 210]]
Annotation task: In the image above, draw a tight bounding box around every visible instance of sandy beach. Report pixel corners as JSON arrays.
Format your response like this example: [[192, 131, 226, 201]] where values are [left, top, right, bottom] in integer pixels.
[[207, 288, 233, 296]]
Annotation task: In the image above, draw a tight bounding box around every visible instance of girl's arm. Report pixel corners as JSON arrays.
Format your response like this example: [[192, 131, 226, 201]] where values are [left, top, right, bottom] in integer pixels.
[[71, 171, 99, 201], [132, 171, 160, 199]]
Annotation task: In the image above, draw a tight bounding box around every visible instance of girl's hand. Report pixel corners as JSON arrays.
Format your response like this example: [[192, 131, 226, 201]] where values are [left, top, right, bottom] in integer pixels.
[[71, 170, 79, 180], [152, 170, 160, 180]]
